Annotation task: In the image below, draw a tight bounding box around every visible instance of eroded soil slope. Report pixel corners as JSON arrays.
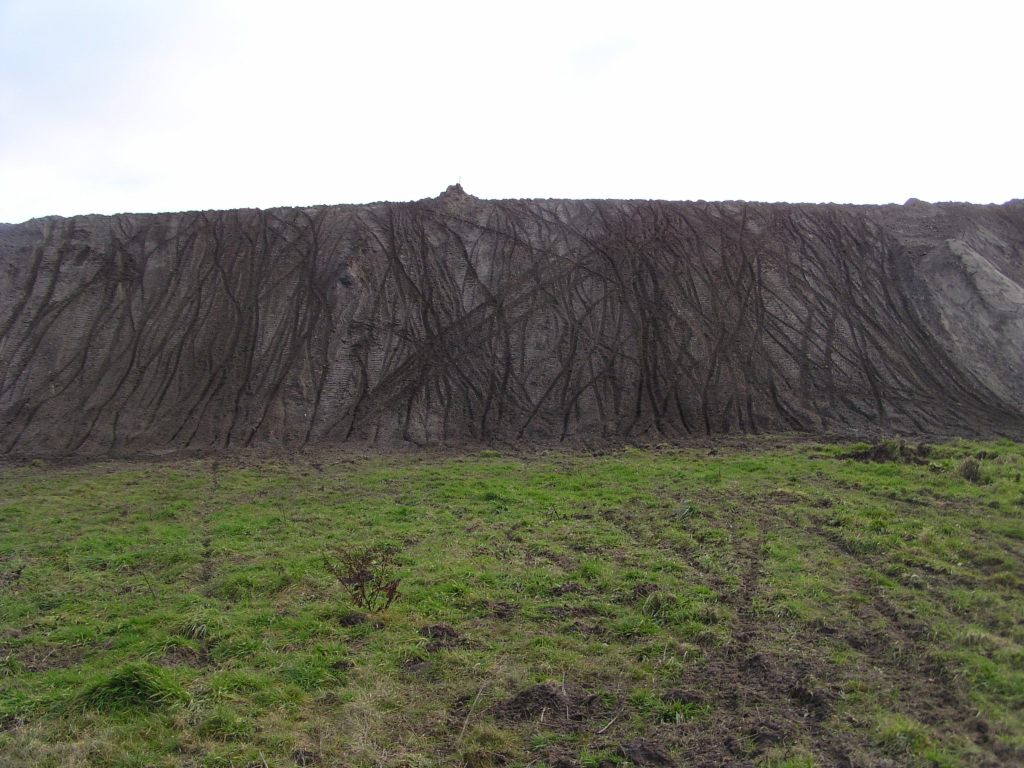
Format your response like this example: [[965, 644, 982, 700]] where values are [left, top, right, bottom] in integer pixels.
[[1, 189, 1023, 456]]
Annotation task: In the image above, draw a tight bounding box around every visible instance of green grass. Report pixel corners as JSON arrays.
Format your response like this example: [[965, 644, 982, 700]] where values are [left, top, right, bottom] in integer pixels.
[[0, 437, 1023, 766]]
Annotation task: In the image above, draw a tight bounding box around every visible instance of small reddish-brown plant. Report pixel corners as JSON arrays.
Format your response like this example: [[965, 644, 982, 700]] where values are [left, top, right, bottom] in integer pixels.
[[323, 545, 401, 612]]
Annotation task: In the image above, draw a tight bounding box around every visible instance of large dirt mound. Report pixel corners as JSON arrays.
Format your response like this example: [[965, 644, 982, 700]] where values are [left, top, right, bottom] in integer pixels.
[[2, 188, 1023, 456]]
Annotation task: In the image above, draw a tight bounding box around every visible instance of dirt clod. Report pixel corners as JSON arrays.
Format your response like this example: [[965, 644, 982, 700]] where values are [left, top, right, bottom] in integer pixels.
[[544, 605, 601, 620], [496, 682, 570, 722], [338, 612, 368, 626], [494, 681, 603, 726], [540, 745, 578, 768], [661, 688, 706, 705], [484, 600, 519, 619], [1, 716, 26, 732], [400, 659, 432, 675], [618, 738, 675, 768], [788, 683, 836, 719], [419, 623, 458, 639], [747, 720, 789, 747], [419, 623, 462, 652]]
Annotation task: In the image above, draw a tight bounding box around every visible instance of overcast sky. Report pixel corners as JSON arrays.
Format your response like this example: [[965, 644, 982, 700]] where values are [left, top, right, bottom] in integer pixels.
[[1, 0, 1021, 223]]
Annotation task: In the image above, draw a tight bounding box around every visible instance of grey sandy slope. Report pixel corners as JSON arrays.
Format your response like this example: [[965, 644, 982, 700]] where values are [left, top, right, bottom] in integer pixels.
[[1, 187, 1023, 456]]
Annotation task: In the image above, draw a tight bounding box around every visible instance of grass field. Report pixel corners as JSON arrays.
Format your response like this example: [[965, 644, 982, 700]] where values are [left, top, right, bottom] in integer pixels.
[[2, 438, 1024, 767]]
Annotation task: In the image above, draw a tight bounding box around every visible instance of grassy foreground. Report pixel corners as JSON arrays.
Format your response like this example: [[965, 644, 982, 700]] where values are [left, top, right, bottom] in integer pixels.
[[1, 439, 1024, 768]]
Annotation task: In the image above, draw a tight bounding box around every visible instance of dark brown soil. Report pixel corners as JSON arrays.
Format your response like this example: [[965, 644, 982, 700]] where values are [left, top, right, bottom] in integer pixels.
[[3, 642, 84, 672], [291, 747, 319, 765], [660, 688, 707, 706], [619, 738, 676, 768], [481, 600, 519, 619], [419, 623, 459, 640], [337, 611, 368, 627], [493, 681, 607, 726], [419, 623, 463, 652], [154, 644, 213, 668]]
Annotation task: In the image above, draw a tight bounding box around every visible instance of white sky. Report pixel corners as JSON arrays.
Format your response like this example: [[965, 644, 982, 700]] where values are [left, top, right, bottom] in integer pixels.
[[1, 0, 1021, 223]]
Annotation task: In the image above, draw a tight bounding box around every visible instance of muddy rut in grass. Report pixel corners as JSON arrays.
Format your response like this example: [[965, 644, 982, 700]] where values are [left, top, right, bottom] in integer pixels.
[[468, 494, 1012, 767]]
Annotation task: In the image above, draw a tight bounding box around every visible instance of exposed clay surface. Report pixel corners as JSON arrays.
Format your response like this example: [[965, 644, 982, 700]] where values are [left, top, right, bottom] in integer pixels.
[[2, 188, 1023, 457]]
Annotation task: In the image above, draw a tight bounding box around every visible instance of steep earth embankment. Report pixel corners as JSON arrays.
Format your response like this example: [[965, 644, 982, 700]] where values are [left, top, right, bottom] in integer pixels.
[[1, 187, 1023, 457]]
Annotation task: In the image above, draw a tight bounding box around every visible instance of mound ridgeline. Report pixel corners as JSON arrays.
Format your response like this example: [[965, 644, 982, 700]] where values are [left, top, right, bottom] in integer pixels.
[[1, 187, 1023, 456]]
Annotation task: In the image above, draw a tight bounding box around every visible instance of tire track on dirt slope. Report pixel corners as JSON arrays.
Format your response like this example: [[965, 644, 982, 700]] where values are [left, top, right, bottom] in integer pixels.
[[2, 192, 1023, 457]]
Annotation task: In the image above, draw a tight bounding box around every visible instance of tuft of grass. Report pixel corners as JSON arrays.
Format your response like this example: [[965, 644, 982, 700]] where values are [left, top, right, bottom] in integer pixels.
[[195, 707, 257, 741], [877, 712, 932, 757], [960, 457, 985, 484], [72, 662, 189, 712], [460, 723, 518, 768], [628, 687, 709, 724]]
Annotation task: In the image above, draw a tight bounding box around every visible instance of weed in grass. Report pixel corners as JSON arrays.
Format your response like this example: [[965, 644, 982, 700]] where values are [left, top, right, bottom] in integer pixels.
[[323, 544, 402, 612]]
